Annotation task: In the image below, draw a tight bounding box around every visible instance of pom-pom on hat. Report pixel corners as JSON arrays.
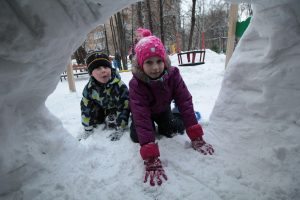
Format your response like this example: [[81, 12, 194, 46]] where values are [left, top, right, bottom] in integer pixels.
[[134, 36, 166, 68], [85, 51, 111, 74], [136, 28, 152, 37]]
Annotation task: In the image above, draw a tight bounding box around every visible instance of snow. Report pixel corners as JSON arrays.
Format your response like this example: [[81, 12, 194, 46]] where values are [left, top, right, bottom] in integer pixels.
[[0, 0, 300, 200]]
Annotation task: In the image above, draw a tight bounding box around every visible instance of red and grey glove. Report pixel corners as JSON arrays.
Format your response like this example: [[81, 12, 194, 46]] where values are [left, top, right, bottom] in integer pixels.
[[186, 124, 214, 155], [140, 143, 168, 186]]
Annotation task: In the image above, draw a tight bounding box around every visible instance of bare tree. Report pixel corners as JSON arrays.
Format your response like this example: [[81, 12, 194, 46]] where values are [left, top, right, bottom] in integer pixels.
[[73, 45, 87, 64], [110, 14, 125, 68], [159, 0, 164, 44], [113, 12, 128, 70], [188, 0, 196, 50], [86, 0, 181, 56], [109, 17, 117, 52], [180, 13, 187, 51], [145, 0, 154, 32], [193, 0, 205, 49], [202, 1, 229, 52], [104, 25, 109, 55], [137, 2, 143, 27]]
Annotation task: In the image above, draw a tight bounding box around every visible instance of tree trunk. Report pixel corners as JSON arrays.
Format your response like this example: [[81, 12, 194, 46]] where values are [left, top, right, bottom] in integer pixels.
[[104, 24, 109, 55], [131, 4, 134, 49], [159, 0, 164, 44], [73, 45, 86, 65], [182, 17, 185, 51], [110, 17, 117, 53], [137, 2, 143, 27], [114, 12, 128, 70], [145, 0, 153, 33], [188, 0, 196, 50], [120, 11, 128, 70]]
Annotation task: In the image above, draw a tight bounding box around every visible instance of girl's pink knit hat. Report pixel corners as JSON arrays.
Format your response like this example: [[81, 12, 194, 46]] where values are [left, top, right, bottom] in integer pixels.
[[136, 28, 152, 37], [135, 36, 166, 68]]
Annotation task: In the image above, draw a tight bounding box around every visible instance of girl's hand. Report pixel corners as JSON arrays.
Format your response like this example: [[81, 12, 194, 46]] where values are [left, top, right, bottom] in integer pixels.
[[144, 157, 168, 186], [191, 137, 214, 155]]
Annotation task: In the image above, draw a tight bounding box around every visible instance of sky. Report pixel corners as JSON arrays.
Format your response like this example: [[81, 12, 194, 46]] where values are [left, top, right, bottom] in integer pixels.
[[0, 0, 300, 200]]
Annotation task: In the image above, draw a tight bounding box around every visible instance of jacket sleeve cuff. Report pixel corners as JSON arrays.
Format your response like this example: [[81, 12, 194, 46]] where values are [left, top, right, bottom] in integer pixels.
[[140, 143, 160, 160], [186, 124, 203, 141]]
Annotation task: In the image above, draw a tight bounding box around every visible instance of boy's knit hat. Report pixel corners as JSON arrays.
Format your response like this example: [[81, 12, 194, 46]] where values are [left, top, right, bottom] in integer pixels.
[[134, 36, 166, 68], [136, 28, 152, 37], [85, 51, 111, 74]]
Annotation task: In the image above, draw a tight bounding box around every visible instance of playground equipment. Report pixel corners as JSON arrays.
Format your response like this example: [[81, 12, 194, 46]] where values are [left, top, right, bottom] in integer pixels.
[[177, 32, 206, 66], [60, 64, 88, 82], [177, 50, 206, 66]]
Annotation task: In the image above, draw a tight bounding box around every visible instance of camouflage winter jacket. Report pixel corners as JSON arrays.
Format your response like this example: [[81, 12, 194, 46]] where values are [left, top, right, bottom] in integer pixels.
[[81, 70, 130, 131]]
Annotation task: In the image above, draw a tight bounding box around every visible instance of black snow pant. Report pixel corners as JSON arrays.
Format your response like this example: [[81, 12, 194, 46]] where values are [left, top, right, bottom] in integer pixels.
[[91, 107, 117, 128], [130, 107, 184, 143]]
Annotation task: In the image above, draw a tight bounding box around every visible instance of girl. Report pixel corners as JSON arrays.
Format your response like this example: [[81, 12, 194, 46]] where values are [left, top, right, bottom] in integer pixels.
[[129, 36, 214, 186]]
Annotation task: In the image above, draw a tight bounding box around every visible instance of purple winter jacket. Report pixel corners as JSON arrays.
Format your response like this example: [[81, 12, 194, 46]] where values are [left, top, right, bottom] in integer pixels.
[[129, 59, 198, 146]]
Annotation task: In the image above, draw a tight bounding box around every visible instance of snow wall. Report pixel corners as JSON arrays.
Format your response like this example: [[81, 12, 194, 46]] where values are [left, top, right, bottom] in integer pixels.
[[208, 0, 300, 198], [0, 0, 138, 196]]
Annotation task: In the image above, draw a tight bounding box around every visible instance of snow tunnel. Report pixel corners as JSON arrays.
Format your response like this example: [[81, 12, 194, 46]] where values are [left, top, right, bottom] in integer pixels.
[[0, 0, 299, 199]]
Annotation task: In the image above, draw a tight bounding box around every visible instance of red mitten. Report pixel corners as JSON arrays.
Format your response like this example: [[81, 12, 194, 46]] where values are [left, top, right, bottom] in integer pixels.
[[140, 143, 168, 186], [186, 124, 214, 155]]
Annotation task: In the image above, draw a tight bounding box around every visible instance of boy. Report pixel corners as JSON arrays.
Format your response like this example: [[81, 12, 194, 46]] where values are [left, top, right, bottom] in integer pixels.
[[80, 51, 130, 141]]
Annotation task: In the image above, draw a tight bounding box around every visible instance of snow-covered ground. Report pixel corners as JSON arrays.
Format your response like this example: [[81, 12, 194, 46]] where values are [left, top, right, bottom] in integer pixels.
[[1, 0, 299, 200]]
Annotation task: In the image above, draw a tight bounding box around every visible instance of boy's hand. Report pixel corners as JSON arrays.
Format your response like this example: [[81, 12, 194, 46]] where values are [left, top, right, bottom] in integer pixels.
[[108, 127, 125, 141]]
